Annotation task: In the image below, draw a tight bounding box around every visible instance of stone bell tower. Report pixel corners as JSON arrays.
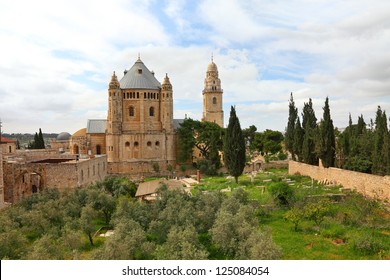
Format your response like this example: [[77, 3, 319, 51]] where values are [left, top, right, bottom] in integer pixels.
[[107, 71, 122, 162], [202, 58, 224, 127], [161, 73, 173, 132]]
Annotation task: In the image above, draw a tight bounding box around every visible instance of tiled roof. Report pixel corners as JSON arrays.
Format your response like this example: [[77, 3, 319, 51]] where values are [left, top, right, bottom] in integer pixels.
[[135, 179, 184, 197], [0, 136, 17, 143], [119, 58, 161, 90], [86, 119, 107, 134]]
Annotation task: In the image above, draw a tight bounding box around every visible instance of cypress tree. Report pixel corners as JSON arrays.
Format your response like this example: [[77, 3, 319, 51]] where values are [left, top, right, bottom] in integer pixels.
[[319, 97, 335, 167], [372, 106, 389, 175], [33, 132, 39, 149], [38, 128, 45, 149], [301, 98, 318, 165], [293, 117, 304, 161], [286, 93, 298, 160], [223, 106, 246, 183]]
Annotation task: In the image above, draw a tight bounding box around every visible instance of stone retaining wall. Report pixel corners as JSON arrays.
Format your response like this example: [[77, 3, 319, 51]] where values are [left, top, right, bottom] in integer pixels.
[[288, 161, 390, 201]]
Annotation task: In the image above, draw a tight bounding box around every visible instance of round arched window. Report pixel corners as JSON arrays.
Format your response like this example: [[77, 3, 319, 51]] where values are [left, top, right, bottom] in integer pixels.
[[155, 141, 160, 147], [147, 141, 152, 147], [125, 142, 130, 147], [134, 141, 139, 147]]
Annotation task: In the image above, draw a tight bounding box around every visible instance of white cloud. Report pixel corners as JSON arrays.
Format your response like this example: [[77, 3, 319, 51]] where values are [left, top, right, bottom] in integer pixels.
[[1, 0, 390, 135]]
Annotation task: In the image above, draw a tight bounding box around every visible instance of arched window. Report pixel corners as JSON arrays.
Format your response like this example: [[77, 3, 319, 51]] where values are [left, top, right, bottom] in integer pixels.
[[129, 106, 135, 117], [125, 142, 130, 147], [149, 106, 154, 117], [134, 141, 139, 147], [213, 97, 217, 105], [147, 141, 152, 147]]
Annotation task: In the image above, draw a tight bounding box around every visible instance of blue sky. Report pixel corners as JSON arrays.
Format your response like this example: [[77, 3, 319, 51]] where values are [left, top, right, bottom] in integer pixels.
[[1, 0, 390, 133]]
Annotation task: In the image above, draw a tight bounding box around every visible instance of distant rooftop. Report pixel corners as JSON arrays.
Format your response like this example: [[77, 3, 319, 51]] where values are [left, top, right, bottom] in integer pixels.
[[86, 119, 107, 134], [0, 136, 17, 143], [57, 132, 71, 141]]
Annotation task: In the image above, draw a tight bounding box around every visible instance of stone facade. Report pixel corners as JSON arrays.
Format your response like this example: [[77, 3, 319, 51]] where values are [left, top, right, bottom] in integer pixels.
[[3, 155, 107, 203], [289, 160, 390, 201], [106, 58, 176, 174]]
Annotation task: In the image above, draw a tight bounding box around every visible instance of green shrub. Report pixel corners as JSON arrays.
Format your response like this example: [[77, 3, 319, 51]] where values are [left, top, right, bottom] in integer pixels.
[[197, 159, 218, 176], [284, 206, 305, 231], [268, 182, 294, 207], [304, 199, 331, 227], [351, 233, 383, 255]]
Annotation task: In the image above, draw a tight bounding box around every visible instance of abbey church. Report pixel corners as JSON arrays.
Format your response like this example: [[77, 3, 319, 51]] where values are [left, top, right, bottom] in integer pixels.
[[69, 57, 224, 174]]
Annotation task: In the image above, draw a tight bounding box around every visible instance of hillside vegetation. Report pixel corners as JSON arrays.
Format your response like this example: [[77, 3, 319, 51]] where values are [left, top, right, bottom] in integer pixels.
[[0, 169, 389, 260]]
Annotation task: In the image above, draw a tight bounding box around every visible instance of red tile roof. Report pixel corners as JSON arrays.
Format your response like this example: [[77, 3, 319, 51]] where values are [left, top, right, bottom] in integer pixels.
[[0, 136, 17, 143]]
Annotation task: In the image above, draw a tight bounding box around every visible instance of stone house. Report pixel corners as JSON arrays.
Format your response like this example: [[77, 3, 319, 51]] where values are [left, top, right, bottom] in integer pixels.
[[135, 178, 185, 202], [0, 136, 17, 155]]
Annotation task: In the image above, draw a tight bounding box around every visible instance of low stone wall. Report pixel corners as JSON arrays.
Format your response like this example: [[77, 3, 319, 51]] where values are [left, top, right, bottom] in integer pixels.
[[289, 161, 390, 201]]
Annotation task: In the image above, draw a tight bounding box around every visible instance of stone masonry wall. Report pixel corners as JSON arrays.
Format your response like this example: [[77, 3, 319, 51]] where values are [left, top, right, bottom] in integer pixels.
[[3, 155, 108, 204], [45, 155, 108, 190], [289, 160, 390, 201]]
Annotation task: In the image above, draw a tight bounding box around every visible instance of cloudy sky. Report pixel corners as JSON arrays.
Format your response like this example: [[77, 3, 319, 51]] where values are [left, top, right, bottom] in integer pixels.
[[1, 0, 390, 134]]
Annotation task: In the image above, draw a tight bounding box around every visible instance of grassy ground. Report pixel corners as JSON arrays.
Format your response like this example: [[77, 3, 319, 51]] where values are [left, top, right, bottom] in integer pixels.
[[195, 168, 390, 260]]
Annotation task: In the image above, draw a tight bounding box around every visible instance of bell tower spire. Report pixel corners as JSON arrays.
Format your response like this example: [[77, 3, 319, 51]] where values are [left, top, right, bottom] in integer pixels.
[[202, 58, 224, 127]]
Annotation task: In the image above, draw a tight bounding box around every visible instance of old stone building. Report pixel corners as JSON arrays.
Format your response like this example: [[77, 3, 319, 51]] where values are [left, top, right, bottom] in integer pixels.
[[1, 136, 17, 155], [202, 58, 224, 127], [70, 120, 107, 156], [0, 57, 226, 204], [70, 57, 225, 175], [3, 152, 107, 203], [106, 57, 177, 174], [50, 132, 71, 152]]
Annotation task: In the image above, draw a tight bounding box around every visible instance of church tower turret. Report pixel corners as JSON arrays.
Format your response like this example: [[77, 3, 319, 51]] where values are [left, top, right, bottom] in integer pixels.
[[202, 58, 224, 127], [161, 73, 173, 132], [107, 71, 122, 162]]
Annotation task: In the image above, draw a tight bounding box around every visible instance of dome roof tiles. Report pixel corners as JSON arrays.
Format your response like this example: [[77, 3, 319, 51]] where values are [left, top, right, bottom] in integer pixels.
[[119, 58, 161, 90]]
